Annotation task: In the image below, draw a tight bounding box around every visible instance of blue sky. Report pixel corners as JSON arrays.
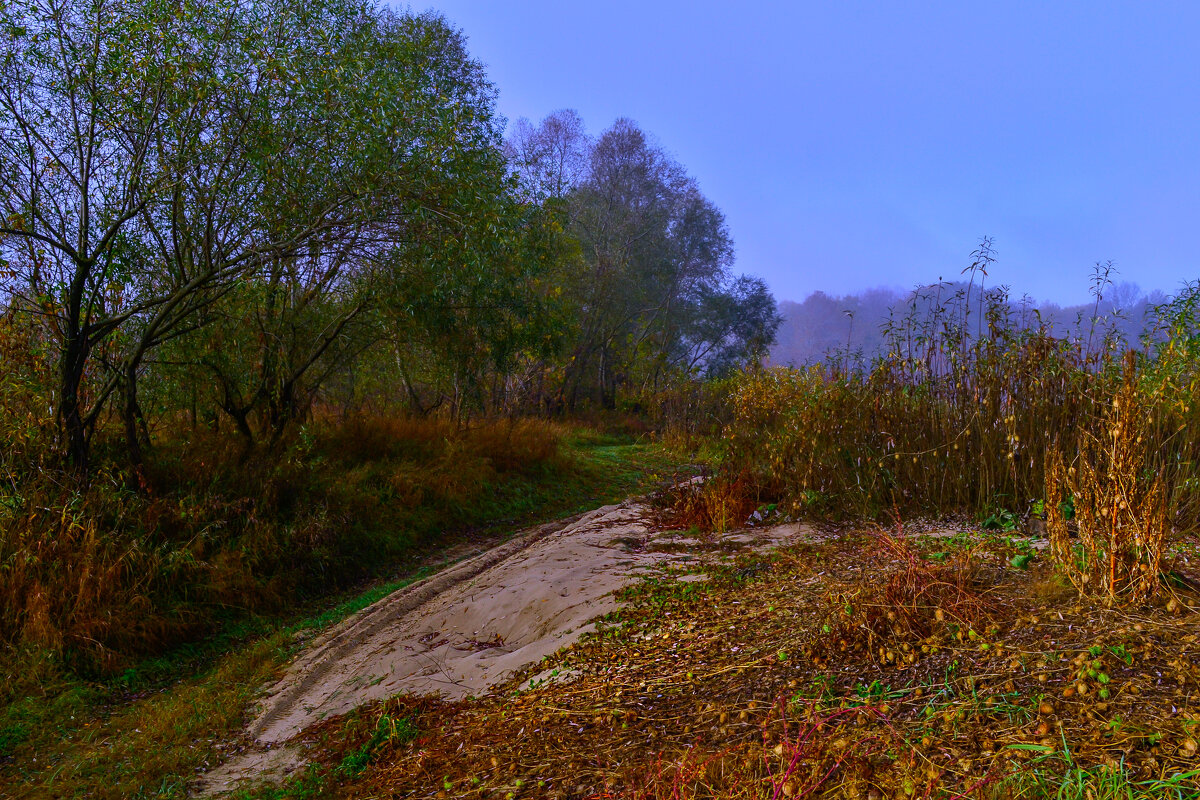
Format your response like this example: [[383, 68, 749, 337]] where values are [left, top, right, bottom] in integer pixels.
[[412, 1, 1200, 305]]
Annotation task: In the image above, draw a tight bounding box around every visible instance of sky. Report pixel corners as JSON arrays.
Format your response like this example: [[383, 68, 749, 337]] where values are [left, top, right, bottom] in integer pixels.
[[411, 1, 1200, 306]]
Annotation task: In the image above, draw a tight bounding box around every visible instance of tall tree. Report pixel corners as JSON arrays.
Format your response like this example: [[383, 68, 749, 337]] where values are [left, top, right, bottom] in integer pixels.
[[505, 109, 591, 204], [142, 5, 516, 449], [549, 117, 773, 408], [0, 0, 524, 469], [0, 0, 224, 469]]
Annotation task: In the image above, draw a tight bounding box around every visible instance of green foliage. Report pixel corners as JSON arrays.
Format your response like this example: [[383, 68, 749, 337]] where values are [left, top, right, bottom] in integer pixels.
[[992, 762, 1200, 800], [0, 0, 555, 467], [1010, 553, 1033, 570], [505, 114, 781, 415], [982, 507, 1019, 531]]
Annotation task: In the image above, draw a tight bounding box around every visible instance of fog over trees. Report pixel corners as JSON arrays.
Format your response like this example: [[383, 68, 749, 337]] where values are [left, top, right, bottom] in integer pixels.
[[771, 277, 1168, 367]]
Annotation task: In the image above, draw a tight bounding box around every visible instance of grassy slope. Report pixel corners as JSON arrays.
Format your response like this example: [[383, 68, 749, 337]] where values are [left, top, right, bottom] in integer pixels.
[[0, 430, 687, 800]]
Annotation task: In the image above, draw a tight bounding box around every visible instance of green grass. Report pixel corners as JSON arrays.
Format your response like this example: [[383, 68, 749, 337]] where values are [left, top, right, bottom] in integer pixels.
[[990, 761, 1200, 799], [0, 631, 291, 800], [225, 712, 420, 800], [0, 429, 689, 800]]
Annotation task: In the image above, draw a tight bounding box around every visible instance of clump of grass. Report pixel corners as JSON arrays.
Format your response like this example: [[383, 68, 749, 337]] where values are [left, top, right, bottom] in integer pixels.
[[0, 476, 203, 675], [0, 627, 290, 800], [0, 308, 56, 483], [636, 378, 736, 445], [987, 758, 1200, 800]]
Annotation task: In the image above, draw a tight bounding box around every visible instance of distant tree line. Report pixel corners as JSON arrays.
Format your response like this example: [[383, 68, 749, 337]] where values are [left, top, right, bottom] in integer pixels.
[[772, 270, 1166, 368], [0, 0, 779, 475]]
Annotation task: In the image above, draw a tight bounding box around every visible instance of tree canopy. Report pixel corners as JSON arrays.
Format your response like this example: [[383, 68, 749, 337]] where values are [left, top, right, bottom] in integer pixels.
[[0, 4, 779, 475], [507, 113, 781, 410]]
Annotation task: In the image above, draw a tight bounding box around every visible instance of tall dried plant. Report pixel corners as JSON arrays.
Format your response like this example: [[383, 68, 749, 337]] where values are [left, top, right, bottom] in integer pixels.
[[1046, 354, 1172, 603]]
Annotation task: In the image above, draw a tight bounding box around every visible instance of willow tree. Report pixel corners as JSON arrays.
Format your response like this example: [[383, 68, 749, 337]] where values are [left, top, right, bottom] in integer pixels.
[[0, 0, 518, 469]]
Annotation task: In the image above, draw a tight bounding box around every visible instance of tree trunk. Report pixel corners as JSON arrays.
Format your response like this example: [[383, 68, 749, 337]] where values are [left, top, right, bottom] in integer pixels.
[[122, 358, 145, 473], [218, 402, 255, 454], [59, 332, 90, 474]]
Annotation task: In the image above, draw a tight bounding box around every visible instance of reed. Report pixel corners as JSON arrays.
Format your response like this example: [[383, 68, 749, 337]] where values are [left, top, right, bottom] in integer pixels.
[[703, 276, 1200, 602]]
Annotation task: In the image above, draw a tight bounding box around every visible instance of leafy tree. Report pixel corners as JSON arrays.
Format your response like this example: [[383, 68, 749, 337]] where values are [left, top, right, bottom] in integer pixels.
[[153, 6, 522, 446], [506, 115, 777, 410], [0, 0, 532, 468], [376, 179, 574, 419], [682, 275, 781, 378], [0, 0, 227, 469]]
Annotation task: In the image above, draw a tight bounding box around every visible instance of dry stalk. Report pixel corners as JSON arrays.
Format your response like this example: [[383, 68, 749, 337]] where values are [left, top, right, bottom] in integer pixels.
[[1047, 354, 1172, 604]]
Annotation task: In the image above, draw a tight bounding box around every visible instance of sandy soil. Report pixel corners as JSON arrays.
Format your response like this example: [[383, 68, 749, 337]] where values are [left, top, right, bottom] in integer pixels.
[[193, 501, 825, 796]]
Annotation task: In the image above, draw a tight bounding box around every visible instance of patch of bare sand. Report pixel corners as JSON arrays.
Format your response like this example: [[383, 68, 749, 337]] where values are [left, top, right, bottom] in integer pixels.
[[193, 501, 822, 796]]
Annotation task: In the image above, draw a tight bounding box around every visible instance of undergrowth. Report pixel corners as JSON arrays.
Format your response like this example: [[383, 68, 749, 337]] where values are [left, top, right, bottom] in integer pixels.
[[0, 423, 685, 799], [0, 416, 570, 677], [333, 525, 1200, 800]]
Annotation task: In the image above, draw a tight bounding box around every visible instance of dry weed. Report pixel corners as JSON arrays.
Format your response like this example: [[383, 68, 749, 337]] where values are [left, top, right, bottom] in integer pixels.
[[1047, 354, 1173, 603]]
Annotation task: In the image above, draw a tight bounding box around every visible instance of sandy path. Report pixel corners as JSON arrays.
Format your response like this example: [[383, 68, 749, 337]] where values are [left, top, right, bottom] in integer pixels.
[[194, 501, 821, 795]]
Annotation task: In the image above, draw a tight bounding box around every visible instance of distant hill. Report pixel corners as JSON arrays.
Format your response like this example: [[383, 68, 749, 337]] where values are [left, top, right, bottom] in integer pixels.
[[769, 281, 1167, 367]]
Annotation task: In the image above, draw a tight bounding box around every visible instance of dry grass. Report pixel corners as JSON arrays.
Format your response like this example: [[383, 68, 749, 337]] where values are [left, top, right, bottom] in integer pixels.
[[0, 631, 289, 800], [669, 473, 762, 533], [0, 309, 56, 481], [698, 281, 1200, 604], [812, 530, 1001, 668], [0, 414, 568, 676], [0, 494, 189, 675], [321, 525, 1200, 800], [0, 428, 686, 798]]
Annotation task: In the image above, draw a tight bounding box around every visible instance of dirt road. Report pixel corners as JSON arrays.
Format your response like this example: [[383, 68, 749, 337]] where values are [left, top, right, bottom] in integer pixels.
[[195, 499, 819, 795]]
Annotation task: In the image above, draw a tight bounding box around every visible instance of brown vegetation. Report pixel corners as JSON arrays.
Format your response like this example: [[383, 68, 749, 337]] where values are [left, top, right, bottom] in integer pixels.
[[0, 415, 566, 679], [1046, 355, 1173, 603], [698, 273, 1200, 603], [305, 526, 1200, 799]]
